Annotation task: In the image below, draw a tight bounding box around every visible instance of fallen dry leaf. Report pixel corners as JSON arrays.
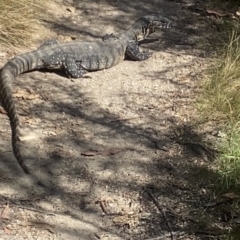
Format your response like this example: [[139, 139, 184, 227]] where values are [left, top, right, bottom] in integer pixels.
[[101, 148, 123, 156], [3, 227, 11, 234], [195, 226, 226, 236], [222, 192, 240, 199], [236, 8, 240, 16], [19, 132, 39, 141], [47, 131, 57, 136], [81, 148, 134, 157], [14, 89, 39, 100], [81, 150, 99, 156], [174, 128, 184, 137], [113, 214, 139, 228], [206, 9, 236, 19], [0, 107, 6, 114], [66, 6, 75, 13], [1, 203, 10, 220], [22, 117, 37, 125]]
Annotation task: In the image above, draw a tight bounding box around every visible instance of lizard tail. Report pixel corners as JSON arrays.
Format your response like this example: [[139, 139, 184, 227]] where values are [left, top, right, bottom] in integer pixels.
[[0, 55, 38, 174]]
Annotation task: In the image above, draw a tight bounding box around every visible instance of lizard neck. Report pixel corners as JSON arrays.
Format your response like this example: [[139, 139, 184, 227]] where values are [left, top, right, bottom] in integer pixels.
[[123, 28, 141, 41], [123, 19, 154, 42]]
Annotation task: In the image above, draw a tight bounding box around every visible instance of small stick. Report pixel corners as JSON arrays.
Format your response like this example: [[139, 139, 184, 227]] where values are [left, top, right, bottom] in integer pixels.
[[144, 231, 185, 240], [206, 9, 236, 18], [144, 187, 174, 240], [108, 117, 139, 123], [98, 200, 110, 215], [11, 202, 56, 216], [93, 233, 101, 239]]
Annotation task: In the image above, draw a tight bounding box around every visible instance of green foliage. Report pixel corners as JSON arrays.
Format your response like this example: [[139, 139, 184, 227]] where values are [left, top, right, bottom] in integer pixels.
[[217, 123, 240, 190], [226, 227, 240, 240]]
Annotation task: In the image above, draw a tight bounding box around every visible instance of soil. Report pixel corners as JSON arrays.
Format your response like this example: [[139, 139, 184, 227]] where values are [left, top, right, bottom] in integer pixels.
[[0, 0, 224, 239]]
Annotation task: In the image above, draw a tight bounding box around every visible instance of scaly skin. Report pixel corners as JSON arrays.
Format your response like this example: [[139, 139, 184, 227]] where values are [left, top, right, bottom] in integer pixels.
[[0, 14, 173, 174]]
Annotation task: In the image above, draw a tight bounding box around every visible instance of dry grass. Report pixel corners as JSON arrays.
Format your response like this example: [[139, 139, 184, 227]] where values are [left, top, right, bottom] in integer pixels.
[[199, 21, 240, 239], [200, 22, 240, 188], [201, 26, 240, 122], [0, 0, 46, 48]]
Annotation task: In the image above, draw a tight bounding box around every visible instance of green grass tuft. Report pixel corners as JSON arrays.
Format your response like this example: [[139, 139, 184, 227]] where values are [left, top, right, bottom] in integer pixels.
[[217, 123, 240, 190]]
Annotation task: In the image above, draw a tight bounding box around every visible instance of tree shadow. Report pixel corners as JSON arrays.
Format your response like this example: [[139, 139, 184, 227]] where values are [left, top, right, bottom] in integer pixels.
[[0, 0, 229, 239], [0, 65, 228, 239], [40, 0, 216, 56]]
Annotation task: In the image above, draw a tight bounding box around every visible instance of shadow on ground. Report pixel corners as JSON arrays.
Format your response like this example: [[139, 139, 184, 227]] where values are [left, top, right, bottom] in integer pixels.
[[0, 69, 224, 239], [0, 0, 228, 239], [42, 0, 214, 56]]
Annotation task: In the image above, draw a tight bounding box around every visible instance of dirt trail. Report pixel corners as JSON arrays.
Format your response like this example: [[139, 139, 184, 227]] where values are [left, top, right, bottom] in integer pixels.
[[0, 0, 218, 239]]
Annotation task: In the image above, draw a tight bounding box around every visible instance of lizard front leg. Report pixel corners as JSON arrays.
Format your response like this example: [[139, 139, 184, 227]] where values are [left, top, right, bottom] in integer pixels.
[[126, 41, 152, 61], [63, 56, 88, 78]]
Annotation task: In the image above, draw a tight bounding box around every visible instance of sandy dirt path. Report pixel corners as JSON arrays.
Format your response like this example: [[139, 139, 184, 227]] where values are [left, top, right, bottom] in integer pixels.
[[0, 0, 218, 239]]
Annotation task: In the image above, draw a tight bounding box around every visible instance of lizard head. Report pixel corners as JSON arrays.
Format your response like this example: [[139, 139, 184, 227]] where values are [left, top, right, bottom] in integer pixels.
[[132, 14, 173, 41]]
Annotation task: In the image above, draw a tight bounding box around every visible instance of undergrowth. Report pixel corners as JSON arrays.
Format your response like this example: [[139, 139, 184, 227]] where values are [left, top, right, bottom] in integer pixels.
[[217, 123, 240, 190], [202, 27, 240, 122], [0, 0, 46, 48], [201, 24, 240, 190], [199, 17, 240, 239]]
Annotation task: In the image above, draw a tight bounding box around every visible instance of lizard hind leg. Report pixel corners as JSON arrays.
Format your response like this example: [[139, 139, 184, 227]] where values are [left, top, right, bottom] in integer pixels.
[[126, 41, 152, 61]]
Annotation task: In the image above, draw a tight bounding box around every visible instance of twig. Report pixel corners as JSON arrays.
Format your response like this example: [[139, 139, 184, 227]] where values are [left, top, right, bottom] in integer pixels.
[[144, 187, 174, 240], [108, 117, 139, 123], [98, 200, 109, 215], [166, 0, 188, 3], [93, 233, 101, 239], [206, 9, 236, 19], [96, 199, 122, 216], [145, 231, 185, 240], [13, 204, 56, 216]]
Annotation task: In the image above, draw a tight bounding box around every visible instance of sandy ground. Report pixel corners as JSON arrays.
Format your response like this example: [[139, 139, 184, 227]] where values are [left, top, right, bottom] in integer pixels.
[[0, 0, 221, 239]]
